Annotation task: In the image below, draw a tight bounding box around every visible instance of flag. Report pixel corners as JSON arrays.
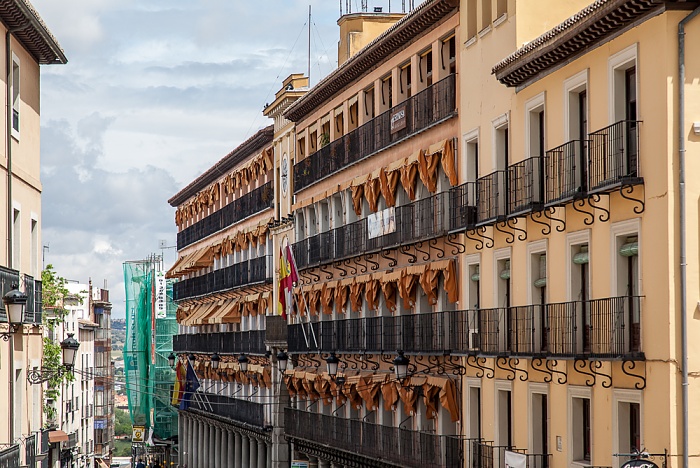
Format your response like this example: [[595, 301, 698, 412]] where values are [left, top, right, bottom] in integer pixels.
[[285, 245, 299, 285], [171, 360, 186, 406], [278, 248, 290, 320], [179, 361, 200, 410]]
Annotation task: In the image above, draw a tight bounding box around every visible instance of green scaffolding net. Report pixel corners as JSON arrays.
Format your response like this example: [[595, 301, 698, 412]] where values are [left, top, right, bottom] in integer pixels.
[[123, 259, 179, 440]]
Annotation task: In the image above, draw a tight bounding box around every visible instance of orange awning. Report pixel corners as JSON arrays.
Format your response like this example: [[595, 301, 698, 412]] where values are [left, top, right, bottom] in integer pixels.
[[48, 430, 69, 443]]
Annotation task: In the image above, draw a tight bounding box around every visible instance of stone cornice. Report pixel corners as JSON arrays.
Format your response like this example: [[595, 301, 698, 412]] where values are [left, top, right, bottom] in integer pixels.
[[0, 0, 66, 64]]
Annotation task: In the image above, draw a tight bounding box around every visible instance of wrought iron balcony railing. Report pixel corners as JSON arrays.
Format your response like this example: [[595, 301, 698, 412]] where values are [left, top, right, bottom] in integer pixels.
[[172, 330, 267, 355], [476, 170, 507, 225], [191, 393, 266, 428], [173, 255, 271, 301], [473, 442, 551, 468], [285, 408, 462, 468], [544, 140, 588, 206], [289, 296, 643, 359], [293, 74, 457, 193], [449, 182, 478, 232], [293, 191, 450, 270], [588, 120, 641, 191], [177, 181, 273, 250], [507, 157, 544, 217]]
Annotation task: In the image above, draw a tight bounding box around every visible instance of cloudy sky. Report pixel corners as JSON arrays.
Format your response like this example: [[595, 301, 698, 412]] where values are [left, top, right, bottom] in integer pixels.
[[33, 0, 413, 318]]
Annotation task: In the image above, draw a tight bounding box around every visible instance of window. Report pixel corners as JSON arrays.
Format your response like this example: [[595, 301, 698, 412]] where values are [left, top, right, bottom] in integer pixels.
[[11, 53, 19, 138], [530, 386, 548, 457], [496, 384, 512, 447], [12, 208, 20, 269], [496, 0, 507, 19], [364, 86, 375, 119], [30, 218, 37, 277], [614, 390, 642, 467], [380, 75, 392, 112], [399, 63, 411, 99], [464, 130, 479, 183], [297, 137, 306, 159], [609, 44, 638, 123], [494, 119, 509, 171], [528, 240, 547, 352], [466, 0, 477, 40], [467, 381, 481, 439], [612, 219, 641, 353], [481, 0, 492, 31], [572, 396, 591, 462], [418, 50, 432, 90], [441, 35, 456, 75]]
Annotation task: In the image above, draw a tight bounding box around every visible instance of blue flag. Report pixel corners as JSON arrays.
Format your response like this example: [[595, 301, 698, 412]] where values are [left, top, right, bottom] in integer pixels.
[[179, 361, 200, 410]]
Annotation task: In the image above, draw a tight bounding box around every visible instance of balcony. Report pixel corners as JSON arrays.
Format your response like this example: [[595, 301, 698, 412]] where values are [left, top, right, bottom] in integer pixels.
[[173, 330, 267, 355], [588, 120, 641, 191], [289, 296, 643, 359], [544, 140, 587, 206], [285, 408, 462, 468], [177, 181, 273, 250], [293, 74, 457, 193], [476, 170, 507, 224], [507, 157, 544, 217], [191, 393, 265, 428], [293, 191, 450, 270], [449, 182, 478, 232], [173, 255, 271, 301], [473, 442, 550, 468]]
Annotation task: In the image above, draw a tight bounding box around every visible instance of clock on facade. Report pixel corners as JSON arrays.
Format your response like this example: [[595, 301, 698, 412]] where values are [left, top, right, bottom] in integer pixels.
[[281, 154, 289, 195]]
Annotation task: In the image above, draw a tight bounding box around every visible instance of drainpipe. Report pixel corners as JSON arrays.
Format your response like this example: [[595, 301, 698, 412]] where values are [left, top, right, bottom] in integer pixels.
[[6, 30, 12, 271], [679, 6, 700, 468]]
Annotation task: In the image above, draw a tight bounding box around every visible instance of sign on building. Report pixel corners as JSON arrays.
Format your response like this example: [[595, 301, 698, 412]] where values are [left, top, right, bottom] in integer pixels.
[[155, 272, 167, 319], [390, 104, 407, 133], [504, 450, 527, 468], [132, 426, 145, 443]]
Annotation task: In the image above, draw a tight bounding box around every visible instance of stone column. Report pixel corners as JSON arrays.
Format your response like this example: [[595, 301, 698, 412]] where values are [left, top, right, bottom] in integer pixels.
[[234, 432, 243, 468], [196, 420, 204, 468], [267, 443, 272, 468], [178, 414, 184, 468], [240, 434, 249, 468], [249, 436, 258, 468], [257, 439, 266, 468], [214, 426, 222, 468], [210, 424, 217, 467], [227, 430, 235, 468], [187, 417, 194, 468]]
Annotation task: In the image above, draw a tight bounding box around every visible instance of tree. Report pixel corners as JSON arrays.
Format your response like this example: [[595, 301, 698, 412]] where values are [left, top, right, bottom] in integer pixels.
[[114, 408, 132, 437], [41, 264, 76, 425]]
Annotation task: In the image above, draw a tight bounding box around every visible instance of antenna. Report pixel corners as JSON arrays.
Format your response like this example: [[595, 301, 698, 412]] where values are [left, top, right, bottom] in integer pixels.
[[308, 5, 311, 85], [42, 243, 49, 270]]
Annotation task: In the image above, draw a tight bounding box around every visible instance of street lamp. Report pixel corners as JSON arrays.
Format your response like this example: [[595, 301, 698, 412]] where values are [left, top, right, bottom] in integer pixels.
[[237, 353, 249, 373], [1, 286, 27, 339], [325, 352, 345, 385], [27, 334, 81, 384], [393, 351, 410, 384], [211, 353, 221, 370], [168, 352, 176, 369], [188, 353, 196, 365], [277, 351, 289, 373]]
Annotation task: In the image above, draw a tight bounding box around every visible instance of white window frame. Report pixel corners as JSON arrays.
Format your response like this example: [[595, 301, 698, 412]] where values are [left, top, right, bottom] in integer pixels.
[[608, 43, 638, 123], [528, 382, 549, 455], [491, 113, 509, 171], [465, 377, 482, 439], [494, 380, 513, 447], [493, 247, 511, 307], [462, 127, 480, 182], [563, 69, 589, 141], [568, 385, 593, 466], [524, 92, 546, 158], [526, 239, 547, 305], [565, 229, 591, 301], [10, 52, 20, 140], [610, 218, 642, 297], [612, 389, 643, 468]]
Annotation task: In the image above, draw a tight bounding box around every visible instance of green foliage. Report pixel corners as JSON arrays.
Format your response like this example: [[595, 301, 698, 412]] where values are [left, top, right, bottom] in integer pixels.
[[115, 408, 133, 436], [113, 439, 133, 457], [40, 265, 75, 427]]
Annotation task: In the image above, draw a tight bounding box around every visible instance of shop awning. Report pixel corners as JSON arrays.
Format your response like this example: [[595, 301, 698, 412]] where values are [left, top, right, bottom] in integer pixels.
[[48, 430, 69, 443]]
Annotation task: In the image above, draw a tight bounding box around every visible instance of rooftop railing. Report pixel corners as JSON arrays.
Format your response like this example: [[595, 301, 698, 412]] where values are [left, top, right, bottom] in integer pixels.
[[293, 74, 456, 193]]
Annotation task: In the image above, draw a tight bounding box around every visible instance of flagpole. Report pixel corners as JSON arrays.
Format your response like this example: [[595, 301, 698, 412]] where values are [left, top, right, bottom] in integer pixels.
[[286, 246, 318, 348]]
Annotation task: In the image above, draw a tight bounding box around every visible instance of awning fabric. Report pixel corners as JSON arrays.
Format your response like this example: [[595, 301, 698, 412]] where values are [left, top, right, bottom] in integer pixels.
[[48, 430, 69, 443]]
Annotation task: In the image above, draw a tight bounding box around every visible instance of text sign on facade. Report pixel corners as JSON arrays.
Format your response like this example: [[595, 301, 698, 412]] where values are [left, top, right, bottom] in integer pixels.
[[390, 104, 407, 134], [155, 272, 166, 319], [621, 461, 660, 468], [368, 207, 396, 239]]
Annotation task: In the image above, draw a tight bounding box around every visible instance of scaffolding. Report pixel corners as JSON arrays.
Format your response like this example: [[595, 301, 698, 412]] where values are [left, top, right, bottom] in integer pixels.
[[123, 255, 179, 441]]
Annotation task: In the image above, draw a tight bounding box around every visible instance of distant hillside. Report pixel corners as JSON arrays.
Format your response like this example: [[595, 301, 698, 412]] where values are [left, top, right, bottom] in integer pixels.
[[112, 318, 126, 330]]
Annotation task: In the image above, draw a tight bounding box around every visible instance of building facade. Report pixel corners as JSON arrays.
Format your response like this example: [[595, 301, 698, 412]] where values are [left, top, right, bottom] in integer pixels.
[[168, 0, 700, 467], [0, 2, 66, 467], [169, 126, 280, 468], [91, 283, 114, 468]]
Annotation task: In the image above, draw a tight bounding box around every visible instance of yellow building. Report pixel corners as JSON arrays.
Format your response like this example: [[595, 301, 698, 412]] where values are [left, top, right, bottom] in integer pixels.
[[456, 0, 700, 466], [0, 1, 66, 466]]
